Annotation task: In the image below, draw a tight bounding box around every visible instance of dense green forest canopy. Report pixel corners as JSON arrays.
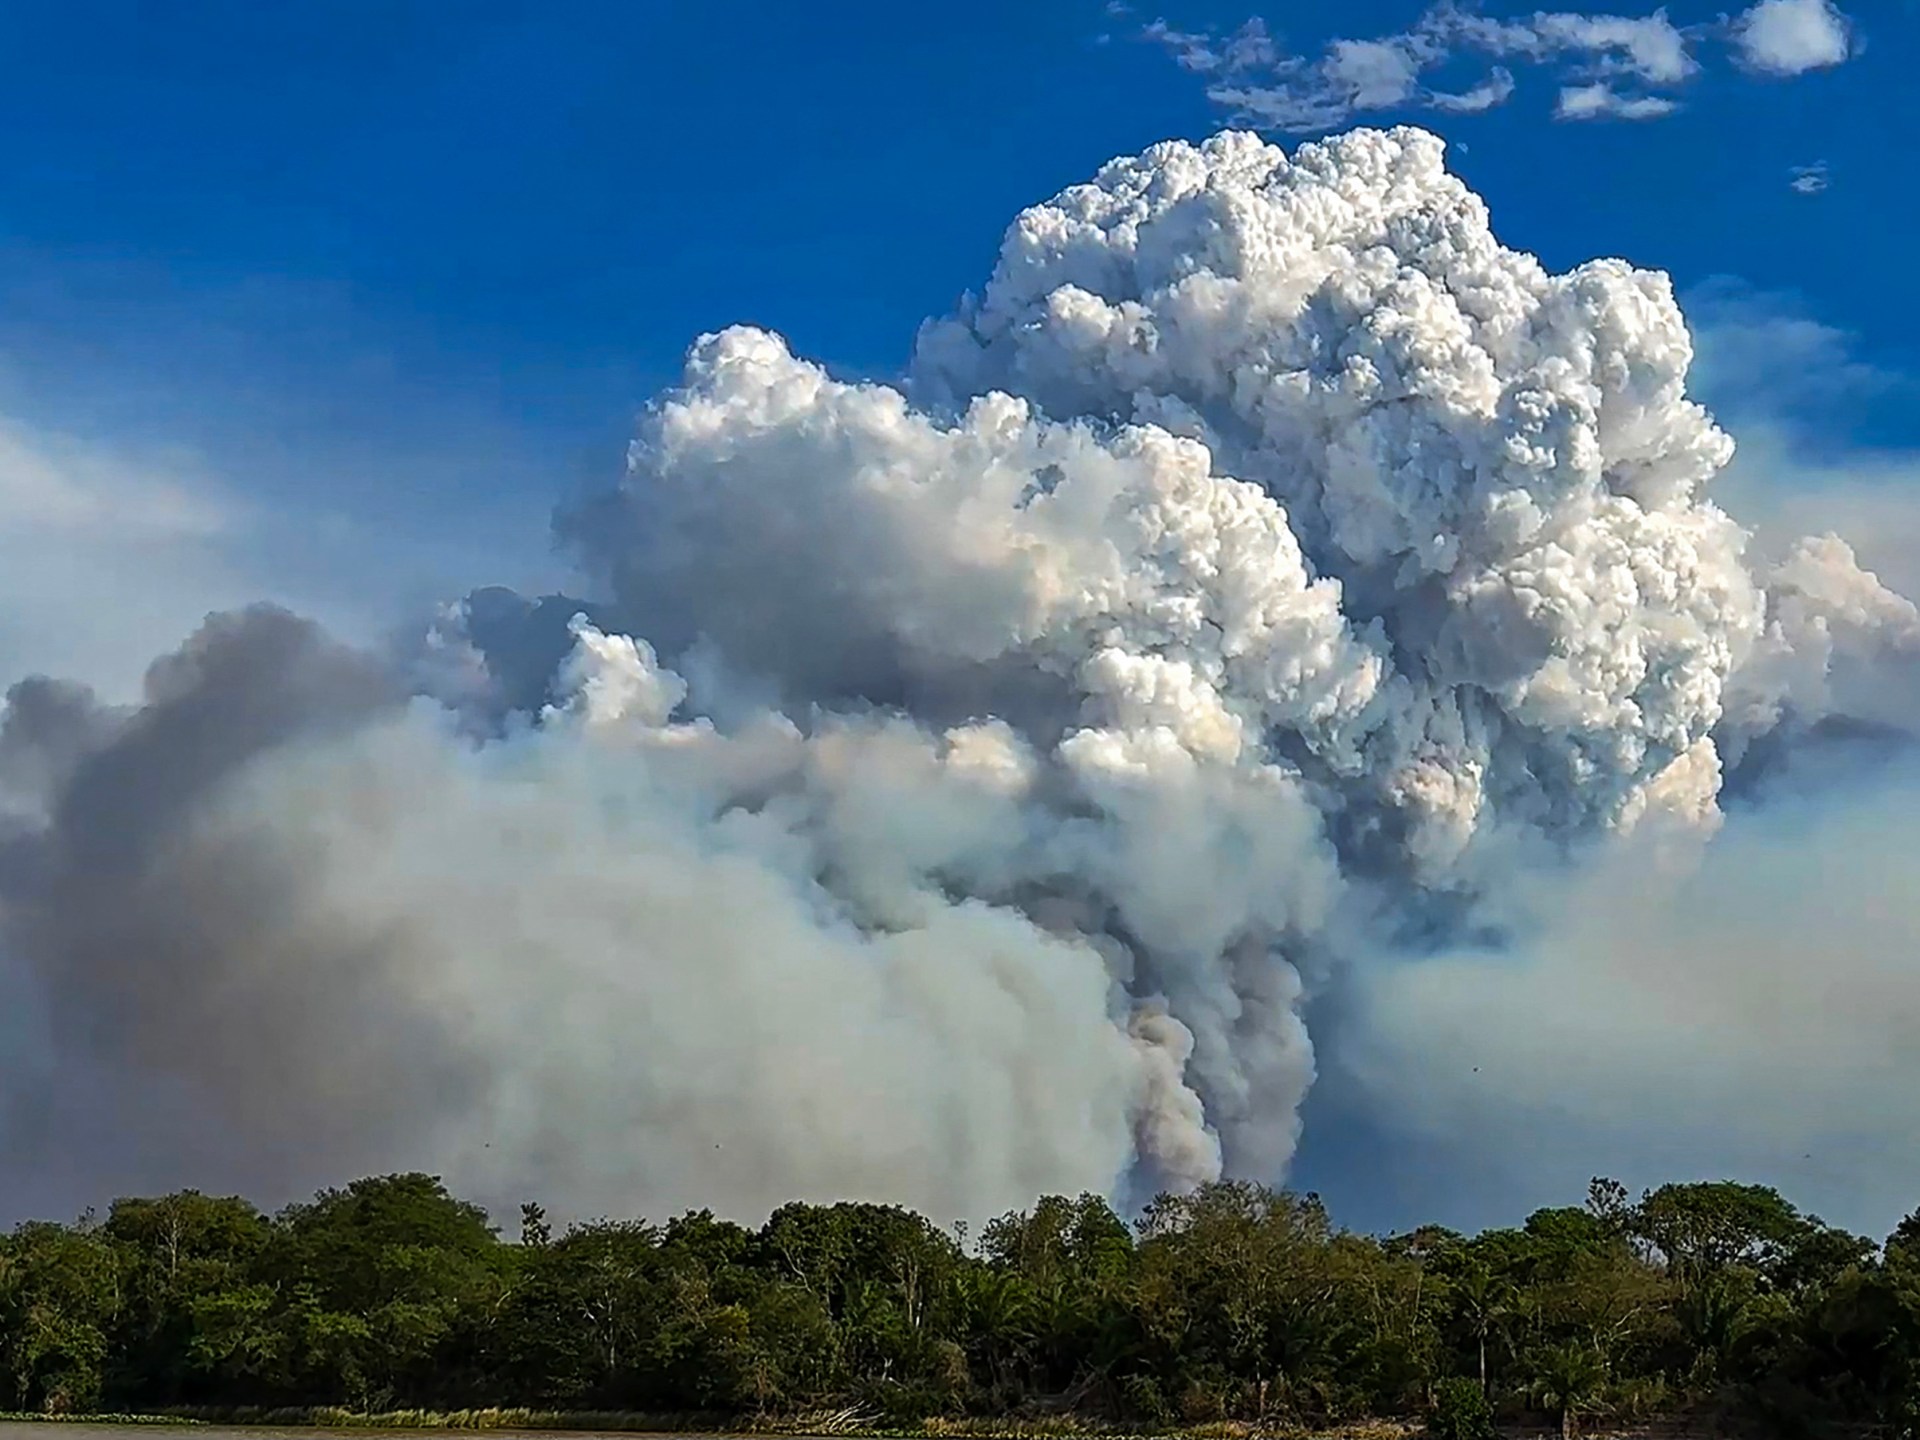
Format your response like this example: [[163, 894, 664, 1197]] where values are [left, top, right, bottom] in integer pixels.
[[4, 1172, 1918, 1435]]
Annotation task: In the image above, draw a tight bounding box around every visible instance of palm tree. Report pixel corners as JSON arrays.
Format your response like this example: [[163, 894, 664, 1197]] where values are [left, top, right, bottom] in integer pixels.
[[953, 1269, 1036, 1396], [1531, 1342, 1605, 1439], [1682, 1279, 1733, 1382], [1453, 1265, 1512, 1394]]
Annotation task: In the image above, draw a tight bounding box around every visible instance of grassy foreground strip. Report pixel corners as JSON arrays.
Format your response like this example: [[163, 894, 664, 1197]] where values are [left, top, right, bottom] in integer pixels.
[[161, 1413, 725, 1434], [0, 1417, 207, 1427], [4, 1417, 1685, 1440], [0, 1414, 1427, 1438], [156, 1414, 1399, 1435]]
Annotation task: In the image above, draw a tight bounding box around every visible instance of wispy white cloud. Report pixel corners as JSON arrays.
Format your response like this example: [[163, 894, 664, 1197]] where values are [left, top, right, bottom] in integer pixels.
[[0, 409, 483, 705], [0, 380, 562, 702], [1789, 160, 1831, 194], [1146, 0, 1856, 132], [1322, 37, 1431, 108], [1428, 67, 1518, 112], [0, 419, 263, 697], [1554, 80, 1680, 119], [0, 422, 229, 544], [1144, 16, 1276, 74], [0, 406, 567, 704], [1450, 7, 1697, 84], [1733, 0, 1852, 75]]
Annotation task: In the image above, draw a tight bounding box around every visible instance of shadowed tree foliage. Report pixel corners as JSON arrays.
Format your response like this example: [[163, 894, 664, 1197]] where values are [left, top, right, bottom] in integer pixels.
[[0, 1171, 1911, 1434]]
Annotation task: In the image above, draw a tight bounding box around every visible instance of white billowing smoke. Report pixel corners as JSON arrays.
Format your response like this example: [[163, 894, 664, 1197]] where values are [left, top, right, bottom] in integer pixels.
[[2, 126, 1915, 1227], [1725, 534, 1920, 752], [908, 128, 1770, 846]]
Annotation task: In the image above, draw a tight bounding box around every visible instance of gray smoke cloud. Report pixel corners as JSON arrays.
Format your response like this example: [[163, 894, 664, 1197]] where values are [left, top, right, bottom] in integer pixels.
[[1321, 748, 1920, 1238], [1, 125, 1915, 1230]]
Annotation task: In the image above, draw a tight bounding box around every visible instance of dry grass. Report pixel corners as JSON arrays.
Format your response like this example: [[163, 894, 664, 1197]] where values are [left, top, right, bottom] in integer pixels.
[[0, 1409, 1751, 1440]]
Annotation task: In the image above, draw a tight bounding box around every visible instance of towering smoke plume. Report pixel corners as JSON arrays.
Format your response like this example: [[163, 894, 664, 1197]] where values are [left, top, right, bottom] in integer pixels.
[[1, 126, 1913, 1228]]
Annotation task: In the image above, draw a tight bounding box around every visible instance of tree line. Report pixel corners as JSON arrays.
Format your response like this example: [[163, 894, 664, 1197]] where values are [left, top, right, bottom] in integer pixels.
[[4, 1172, 1920, 1436]]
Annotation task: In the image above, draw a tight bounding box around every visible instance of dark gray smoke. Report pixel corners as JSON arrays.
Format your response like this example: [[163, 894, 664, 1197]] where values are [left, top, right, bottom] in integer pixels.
[[0, 610, 481, 1210]]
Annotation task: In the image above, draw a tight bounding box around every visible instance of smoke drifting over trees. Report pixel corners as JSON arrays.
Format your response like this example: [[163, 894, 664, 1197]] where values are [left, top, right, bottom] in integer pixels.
[[0, 126, 1916, 1232]]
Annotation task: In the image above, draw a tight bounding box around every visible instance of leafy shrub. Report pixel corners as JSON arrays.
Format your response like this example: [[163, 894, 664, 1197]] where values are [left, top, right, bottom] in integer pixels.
[[1119, 1374, 1172, 1425], [1176, 1378, 1226, 1423], [1428, 1377, 1497, 1440]]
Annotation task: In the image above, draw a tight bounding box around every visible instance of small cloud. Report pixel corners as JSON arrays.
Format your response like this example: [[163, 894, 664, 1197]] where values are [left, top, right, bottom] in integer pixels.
[[1428, 67, 1517, 114], [1142, 18, 1241, 74], [1324, 37, 1428, 111], [0, 422, 234, 544], [1733, 0, 1853, 76], [1789, 161, 1830, 194], [1555, 81, 1680, 121], [0, 418, 259, 696], [1456, 10, 1698, 86]]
